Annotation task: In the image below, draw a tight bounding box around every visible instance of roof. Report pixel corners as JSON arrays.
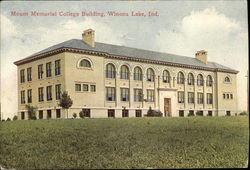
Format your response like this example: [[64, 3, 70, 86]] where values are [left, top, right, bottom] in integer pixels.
[[14, 39, 238, 73]]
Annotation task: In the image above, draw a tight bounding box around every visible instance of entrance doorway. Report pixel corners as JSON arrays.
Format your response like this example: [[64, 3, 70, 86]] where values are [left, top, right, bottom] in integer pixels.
[[164, 98, 171, 117]]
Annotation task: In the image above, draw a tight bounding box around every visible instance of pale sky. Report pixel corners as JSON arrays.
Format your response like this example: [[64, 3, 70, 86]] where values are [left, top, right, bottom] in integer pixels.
[[0, 0, 248, 119]]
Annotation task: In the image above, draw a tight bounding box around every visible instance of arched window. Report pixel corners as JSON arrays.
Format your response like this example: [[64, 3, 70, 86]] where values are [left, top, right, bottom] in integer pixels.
[[187, 73, 194, 85], [79, 59, 91, 68], [225, 76, 231, 83], [120, 65, 129, 80], [106, 63, 116, 78], [134, 67, 142, 81], [177, 72, 184, 84], [197, 74, 204, 86], [163, 70, 170, 83], [206, 75, 213, 86], [147, 68, 154, 82]]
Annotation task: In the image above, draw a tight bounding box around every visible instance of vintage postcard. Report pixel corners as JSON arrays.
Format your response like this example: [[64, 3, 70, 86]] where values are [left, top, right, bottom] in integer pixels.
[[0, 0, 248, 169]]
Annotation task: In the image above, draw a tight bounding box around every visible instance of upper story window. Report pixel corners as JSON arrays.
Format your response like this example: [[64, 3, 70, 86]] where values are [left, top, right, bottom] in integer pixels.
[[21, 90, 25, 104], [147, 90, 154, 102], [106, 87, 115, 101], [163, 70, 170, 83], [134, 89, 143, 102], [38, 64, 43, 79], [187, 73, 194, 85], [27, 89, 32, 103], [46, 86, 52, 101], [147, 68, 154, 82], [79, 59, 91, 68], [188, 92, 194, 104], [224, 76, 231, 83], [46, 62, 52, 77], [106, 63, 116, 79], [134, 67, 142, 81], [120, 65, 129, 80], [20, 69, 25, 83], [27, 67, 32, 81], [120, 88, 129, 101], [38, 87, 44, 102], [197, 93, 204, 104], [55, 60, 61, 76], [177, 72, 184, 84], [178, 91, 184, 103], [55, 84, 61, 100], [206, 75, 213, 87], [197, 74, 204, 86]]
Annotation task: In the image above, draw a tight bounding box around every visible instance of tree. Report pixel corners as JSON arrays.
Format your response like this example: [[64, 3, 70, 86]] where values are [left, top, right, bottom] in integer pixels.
[[25, 105, 37, 120], [58, 91, 73, 119]]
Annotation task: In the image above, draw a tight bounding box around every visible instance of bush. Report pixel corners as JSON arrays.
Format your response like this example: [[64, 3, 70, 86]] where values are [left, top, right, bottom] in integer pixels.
[[196, 111, 204, 116], [73, 113, 77, 118], [239, 111, 248, 116], [6, 118, 11, 121], [188, 112, 195, 117], [25, 105, 37, 120], [13, 115, 18, 121], [146, 107, 163, 117], [1, 119, 5, 121], [79, 111, 85, 118]]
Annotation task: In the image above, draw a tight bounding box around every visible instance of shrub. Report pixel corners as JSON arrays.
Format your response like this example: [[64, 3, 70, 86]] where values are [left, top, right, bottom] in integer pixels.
[[13, 115, 18, 121], [25, 105, 37, 120], [239, 111, 248, 116], [146, 107, 163, 117], [196, 111, 203, 116], [188, 112, 194, 117], [73, 113, 77, 118], [6, 118, 11, 121], [1, 119, 5, 121], [79, 111, 85, 118]]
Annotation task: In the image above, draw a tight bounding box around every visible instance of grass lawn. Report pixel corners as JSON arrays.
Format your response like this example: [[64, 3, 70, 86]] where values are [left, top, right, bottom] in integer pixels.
[[0, 116, 248, 169]]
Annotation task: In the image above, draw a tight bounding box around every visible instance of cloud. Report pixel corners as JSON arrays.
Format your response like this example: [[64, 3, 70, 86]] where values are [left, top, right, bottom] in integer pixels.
[[0, 16, 125, 119], [156, 7, 248, 111]]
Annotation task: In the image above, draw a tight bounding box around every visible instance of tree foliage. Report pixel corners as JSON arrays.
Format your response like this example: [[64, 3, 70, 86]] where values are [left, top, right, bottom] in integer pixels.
[[58, 91, 73, 109], [25, 105, 37, 120]]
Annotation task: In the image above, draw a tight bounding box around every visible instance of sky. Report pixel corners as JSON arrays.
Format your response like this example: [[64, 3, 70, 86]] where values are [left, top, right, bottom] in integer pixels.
[[0, 0, 248, 119]]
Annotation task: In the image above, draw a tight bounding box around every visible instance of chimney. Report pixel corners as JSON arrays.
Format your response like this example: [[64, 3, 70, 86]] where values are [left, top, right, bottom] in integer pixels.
[[82, 29, 95, 47], [195, 50, 207, 64]]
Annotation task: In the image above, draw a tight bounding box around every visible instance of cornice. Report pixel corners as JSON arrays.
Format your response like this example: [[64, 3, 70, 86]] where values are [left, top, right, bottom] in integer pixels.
[[13, 47, 239, 74]]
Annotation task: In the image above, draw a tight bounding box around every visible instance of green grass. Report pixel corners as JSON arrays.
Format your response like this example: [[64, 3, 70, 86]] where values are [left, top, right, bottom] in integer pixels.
[[0, 116, 248, 169]]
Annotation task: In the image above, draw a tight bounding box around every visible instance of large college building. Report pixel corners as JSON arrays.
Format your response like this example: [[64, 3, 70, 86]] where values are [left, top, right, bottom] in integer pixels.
[[14, 29, 238, 119]]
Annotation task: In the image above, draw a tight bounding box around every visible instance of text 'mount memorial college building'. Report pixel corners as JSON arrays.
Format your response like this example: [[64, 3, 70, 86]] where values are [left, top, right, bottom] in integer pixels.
[[14, 29, 238, 120]]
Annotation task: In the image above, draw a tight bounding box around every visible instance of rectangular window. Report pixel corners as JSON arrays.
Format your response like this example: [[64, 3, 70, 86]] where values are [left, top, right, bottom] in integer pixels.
[[21, 90, 25, 104], [82, 109, 91, 117], [208, 111, 213, 116], [120, 88, 129, 101], [47, 110, 52, 119], [46, 86, 52, 101], [46, 62, 52, 77], [179, 110, 184, 117], [21, 112, 25, 120], [39, 110, 43, 119], [38, 64, 43, 79], [27, 89, 32, 103], [223, 93, 226, 99], [83, 84, 89, 91], [207, 93, 213, 104], [27, 67, 32, 81], [90, 85, 96, 92], [197, 93, 204, 104], [55, 60, 61, 76], [108, 109, 115, 117], [135, 110, 142, 117], [20, 69, 25, 83], [106, 87, 115, 101], [38, 87, 44, 102], [75, 84, 81, 91], [189, 110, 194, 116], [178, 91, 184, 103], [230, 94, 233, 99], [122, 109, 129, 117], [147, 90, 154, 102], [188, 92, 194, 104], [134, 89, 142, 102], [56, 109, 61, 118], [55, 84, 61, 100]]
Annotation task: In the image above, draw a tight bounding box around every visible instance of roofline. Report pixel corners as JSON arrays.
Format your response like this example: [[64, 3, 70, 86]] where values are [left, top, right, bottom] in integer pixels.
[[13, 47, 239, 74]]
